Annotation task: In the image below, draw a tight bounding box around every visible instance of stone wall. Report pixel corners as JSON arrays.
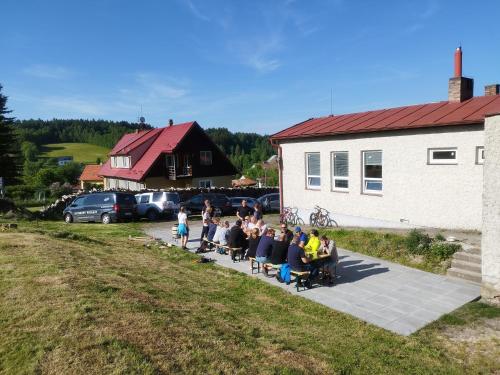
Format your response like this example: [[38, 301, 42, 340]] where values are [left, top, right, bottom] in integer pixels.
[[481, 114, 500, 299]]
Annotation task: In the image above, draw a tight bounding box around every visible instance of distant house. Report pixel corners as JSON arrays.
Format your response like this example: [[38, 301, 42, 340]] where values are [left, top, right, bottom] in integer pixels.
[[231, 175, 257, 187], [79, 164, 104, 189], [99, 121, 238, 190], [57, 156, 73, 166], [270, 48, 500, 230]]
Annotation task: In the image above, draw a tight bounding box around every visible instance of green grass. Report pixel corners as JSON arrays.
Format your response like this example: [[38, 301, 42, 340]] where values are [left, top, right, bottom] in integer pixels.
[[0, 219, 498, 374], [40, 143, 110, 164], [322, 228, 457, 274]]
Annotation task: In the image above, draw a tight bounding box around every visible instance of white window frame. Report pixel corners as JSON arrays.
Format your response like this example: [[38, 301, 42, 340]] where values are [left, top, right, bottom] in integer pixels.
[[111, 157, 117, 168], [428, 147, 457, 165], [331, 151, 349, 192], [198, 179, 212, 188], [305, 152, 321, 190], [200, 151, 212, 166], [476, 146, 484, 165], [362, 150, 383, 194]]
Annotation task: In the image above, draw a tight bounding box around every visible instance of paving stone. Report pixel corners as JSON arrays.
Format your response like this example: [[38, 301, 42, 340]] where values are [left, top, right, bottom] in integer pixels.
[[145, 222, 481, 336]]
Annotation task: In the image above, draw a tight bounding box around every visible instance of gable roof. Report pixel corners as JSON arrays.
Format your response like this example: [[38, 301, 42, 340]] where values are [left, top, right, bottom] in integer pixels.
[[79, 164, 103, 182], [99, 121, 196, 181], [270, 95, 500, 142]]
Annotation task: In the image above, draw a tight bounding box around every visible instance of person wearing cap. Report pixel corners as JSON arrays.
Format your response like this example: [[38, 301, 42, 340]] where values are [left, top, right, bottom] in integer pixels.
[[304, 229, 321, 260], [294, 226, 308, 248]]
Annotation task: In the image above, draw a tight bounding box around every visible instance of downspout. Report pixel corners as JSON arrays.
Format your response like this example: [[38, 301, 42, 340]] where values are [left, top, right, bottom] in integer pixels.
[[270, 139, 284, 215]]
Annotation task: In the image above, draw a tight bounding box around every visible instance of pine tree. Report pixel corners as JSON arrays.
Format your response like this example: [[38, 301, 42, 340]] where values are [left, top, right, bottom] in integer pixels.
[[0, 85, 20, 185]]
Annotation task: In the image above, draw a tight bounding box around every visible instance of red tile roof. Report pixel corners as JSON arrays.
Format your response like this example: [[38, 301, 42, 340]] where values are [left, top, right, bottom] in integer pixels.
[[79, 164, 104, 182], [270, 95, 500, 141], [99, 122, 196, 181]]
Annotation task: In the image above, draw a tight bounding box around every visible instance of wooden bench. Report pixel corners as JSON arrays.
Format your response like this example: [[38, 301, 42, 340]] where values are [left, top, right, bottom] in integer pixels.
[[227, 247, 243, 262], [291, 270, 311, 292], [249, 257, 260, 274], [262, 263, 282, 277]]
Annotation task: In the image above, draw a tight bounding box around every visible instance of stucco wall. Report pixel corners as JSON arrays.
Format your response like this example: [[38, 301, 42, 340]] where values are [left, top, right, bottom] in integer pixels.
[[280, 125, 484, 230], [481, 114, 500, 298], [144, 175, 234, 189]]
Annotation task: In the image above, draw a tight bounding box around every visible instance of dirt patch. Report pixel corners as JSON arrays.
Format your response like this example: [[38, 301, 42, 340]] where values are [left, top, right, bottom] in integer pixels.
[[441, 318, 500, 344]]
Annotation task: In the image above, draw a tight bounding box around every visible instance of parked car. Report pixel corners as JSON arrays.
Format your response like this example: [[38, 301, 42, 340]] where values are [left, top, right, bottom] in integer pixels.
[[135, 191, 180, 220], [180, 193, 232, 216], [63, 192, 137, 224], [229, 196, 258, 209], [257, 193, 280, 213]]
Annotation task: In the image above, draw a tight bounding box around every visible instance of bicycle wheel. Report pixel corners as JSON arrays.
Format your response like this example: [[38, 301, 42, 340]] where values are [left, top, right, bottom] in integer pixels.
[[327, 217, 339, 228], [296, 217, 305, 226], [309, 213, 316, 227]]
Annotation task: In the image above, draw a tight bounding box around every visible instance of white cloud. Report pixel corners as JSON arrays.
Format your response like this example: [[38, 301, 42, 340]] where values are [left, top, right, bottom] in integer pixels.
[[23, 64, 73, 79], [40, 96, 107, 116], [183, 0, 210, 21], [134, 73, 188, 100]]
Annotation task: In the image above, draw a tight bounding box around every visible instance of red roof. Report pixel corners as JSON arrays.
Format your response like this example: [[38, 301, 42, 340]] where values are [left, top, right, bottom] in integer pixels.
[[270, 95, 500, 141], [99, 122, 196, 181], [79, 164, 104, 182]]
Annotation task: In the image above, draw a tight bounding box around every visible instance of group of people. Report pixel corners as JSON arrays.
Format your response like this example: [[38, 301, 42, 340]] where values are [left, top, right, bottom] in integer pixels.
[[177, 198, 338, 288]]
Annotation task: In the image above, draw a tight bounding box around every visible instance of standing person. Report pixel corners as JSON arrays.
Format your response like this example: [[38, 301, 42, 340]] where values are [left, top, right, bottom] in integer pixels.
[[177, 206, 189, 250], [253, 203, 263, 221], [200, 206, 212, 243], [236, 199, 253, 221]]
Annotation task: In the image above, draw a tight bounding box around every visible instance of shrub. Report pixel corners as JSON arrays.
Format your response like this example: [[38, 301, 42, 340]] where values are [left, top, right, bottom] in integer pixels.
[[405, 229, 432, 254], [429, 242, 461, 260], [435, 233, 446, 241], [5, 185, 36, 201]]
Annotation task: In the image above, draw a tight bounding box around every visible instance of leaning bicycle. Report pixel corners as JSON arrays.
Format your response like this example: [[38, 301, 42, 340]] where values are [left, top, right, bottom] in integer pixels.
[[280, 206, 305, 226], [309, 205, 338, 227]]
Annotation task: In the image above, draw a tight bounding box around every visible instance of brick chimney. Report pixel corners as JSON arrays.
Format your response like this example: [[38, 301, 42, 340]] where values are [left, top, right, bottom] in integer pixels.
[[168, 119, 174, 127], [448, 47, 474, 102], [485, 84, 500, 96]]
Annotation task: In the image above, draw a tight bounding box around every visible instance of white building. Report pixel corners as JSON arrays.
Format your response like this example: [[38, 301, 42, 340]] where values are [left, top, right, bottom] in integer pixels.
[[270, 48, 500, 231]]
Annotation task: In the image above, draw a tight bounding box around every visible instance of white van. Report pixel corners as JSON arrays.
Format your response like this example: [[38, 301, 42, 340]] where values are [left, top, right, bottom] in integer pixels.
[[135, 191, 180, 220]]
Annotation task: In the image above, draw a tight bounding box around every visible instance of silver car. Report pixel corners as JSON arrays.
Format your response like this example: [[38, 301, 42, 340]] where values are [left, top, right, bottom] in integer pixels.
[[135, 191, 180, 220]]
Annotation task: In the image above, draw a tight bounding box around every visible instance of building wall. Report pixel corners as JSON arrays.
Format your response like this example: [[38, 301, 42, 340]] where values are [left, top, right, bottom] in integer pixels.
[[280, 125, 484, 230], [144, 175, 234, 189], [481, 114, 500, 298], [104, 178, 145, 191]]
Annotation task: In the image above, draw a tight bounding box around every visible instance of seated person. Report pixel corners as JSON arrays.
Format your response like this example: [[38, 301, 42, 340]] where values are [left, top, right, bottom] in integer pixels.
[[228, 219, 248, 260], [269, 233, 288, 265], [246, 227, 260, 259], [304, 229, 321, 260], [213, 220, 230, 246], [287, 234, 318, 288], [318, 235, 339, 284], [256, 219, 268, 236], [280, 223, 294, 245], [294, 226, 308, 248], [246, 216, 257, 233], [207, 217, 219, 242], [255, 228, 275, 271]]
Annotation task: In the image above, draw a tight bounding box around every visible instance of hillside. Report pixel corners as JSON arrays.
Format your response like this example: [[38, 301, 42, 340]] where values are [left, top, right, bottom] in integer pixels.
[[40, 143, 110, 164]]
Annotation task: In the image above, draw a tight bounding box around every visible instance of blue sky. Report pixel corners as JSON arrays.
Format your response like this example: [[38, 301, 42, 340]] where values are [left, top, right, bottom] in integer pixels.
[[1, 0, 499, 134]]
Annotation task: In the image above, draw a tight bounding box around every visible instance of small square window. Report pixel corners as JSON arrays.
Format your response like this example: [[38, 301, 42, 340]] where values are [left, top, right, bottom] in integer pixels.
[[428, 148, 457, 165], [200, 151, 212, 166], [199, 179, 212, 188], [476, 146, 484, 165]]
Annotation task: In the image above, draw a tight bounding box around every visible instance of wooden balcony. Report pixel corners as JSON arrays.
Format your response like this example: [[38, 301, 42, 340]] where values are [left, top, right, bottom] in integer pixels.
[[167, 165, 192, 180]]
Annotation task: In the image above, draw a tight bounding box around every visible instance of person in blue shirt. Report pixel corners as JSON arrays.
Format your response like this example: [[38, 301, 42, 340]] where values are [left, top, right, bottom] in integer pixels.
[[255, 228, 275, 268], [294, 226, 308, 248]]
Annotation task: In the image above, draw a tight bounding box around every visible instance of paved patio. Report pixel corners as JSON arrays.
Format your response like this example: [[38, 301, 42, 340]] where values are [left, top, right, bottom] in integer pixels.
[[145, 222, 480, 336]]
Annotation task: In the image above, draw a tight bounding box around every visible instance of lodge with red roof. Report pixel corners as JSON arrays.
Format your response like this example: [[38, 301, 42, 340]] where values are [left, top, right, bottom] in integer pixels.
[[270, 48, 500, 230], [79, 164, 104, 189], [99, 120, 238, 190]]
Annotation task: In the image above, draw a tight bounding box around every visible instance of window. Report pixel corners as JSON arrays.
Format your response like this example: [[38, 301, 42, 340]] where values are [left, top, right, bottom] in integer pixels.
[[140, 195, 150, 204], [428, 148, 457, 165], [199, 179, 212, 188], [111, 156, 131, 169], [306, 153, 321, 189], [476, 146, 484, 165], [332, 152, 349, 190], [362, 150, 382, 193], [200, 151, 212, 166]]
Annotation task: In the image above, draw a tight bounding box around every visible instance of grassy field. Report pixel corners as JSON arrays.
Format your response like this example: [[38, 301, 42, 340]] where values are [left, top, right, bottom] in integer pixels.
[[0, 220, 499, 374], [40, 143, 110, 164]]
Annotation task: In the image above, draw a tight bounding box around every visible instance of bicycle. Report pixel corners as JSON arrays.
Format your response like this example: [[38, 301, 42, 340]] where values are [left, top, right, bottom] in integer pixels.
[[280, 206, 305, 226], [309, 205, 338, 228]]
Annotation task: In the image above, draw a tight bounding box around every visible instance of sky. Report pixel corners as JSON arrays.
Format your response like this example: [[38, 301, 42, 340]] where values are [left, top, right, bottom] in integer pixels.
[[1, 0, 500, 134]]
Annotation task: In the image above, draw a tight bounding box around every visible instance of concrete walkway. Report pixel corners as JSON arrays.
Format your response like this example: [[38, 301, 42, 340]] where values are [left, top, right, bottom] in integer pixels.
[[144, 222, 480, 336]]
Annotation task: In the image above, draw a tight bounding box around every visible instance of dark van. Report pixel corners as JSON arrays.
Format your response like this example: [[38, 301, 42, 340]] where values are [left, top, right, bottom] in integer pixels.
[[63, 192, 137, 224]]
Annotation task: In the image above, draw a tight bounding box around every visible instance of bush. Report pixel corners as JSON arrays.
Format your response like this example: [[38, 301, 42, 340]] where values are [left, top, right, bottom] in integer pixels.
[[429, 242, 461, 260], [435, 233, 446, 241], [5, 185, 36, 201], [405, 229, 432, 254]]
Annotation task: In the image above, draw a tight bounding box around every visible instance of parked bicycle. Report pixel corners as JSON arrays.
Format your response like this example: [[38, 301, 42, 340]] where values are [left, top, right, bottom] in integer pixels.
[[280, 206, 305, 226], [309, 205, 338, 227]]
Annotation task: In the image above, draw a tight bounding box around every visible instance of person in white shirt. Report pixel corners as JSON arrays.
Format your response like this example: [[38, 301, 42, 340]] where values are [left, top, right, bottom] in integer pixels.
[[177, 206, 189, 250], [213, 220, 230, 246]]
